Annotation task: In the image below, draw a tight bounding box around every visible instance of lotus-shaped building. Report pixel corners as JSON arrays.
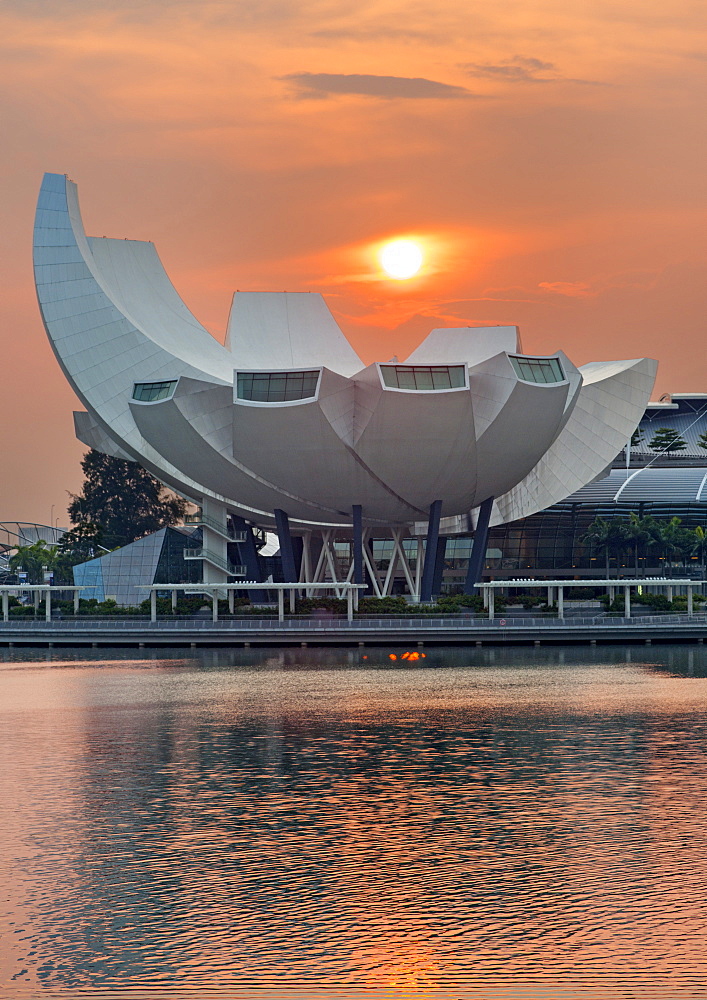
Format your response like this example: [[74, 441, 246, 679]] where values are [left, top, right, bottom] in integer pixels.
[[34, 172, 657, 599]]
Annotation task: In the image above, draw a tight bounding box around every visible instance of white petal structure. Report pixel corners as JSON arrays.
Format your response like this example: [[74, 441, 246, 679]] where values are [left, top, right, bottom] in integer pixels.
[[34, 172, 657, 545]]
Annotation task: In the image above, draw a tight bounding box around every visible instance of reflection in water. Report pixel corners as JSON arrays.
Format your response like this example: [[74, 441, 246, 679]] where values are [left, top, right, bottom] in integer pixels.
[[2, 645, 707, 996]]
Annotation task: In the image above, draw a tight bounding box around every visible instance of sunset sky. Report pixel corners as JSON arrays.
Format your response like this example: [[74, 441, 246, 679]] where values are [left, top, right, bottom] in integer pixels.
[[1, 0, 706, 524]]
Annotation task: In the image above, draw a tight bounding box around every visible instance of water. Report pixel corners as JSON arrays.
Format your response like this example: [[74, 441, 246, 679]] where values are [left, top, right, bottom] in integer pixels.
[[2, 644, 707, 998]]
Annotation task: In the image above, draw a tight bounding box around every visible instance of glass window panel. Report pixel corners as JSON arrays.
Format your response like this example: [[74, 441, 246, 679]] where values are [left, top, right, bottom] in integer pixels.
[[236, 370, 319, 402], [510, 355, 565, 384], [132, 381, 177, 402], [429, 370, 449, 389], [380, 364, 466, 390], [397, 370, 417, 389], [414, 370, 434, 389]]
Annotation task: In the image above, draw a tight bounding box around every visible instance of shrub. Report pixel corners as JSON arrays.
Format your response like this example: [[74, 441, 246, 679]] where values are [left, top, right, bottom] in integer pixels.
[[357, 596, 408, 614]]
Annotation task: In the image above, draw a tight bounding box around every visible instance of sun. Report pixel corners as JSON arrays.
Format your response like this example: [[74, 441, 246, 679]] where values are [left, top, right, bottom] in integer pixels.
[[380, 239, 424, 280]]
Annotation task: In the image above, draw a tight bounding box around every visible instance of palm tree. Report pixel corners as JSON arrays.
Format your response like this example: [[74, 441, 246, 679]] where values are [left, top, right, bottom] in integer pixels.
[[693, 526, 707, 579], [581, 517, 628, 578], [626, 512, 651, 577], [659, 517, 695, 573], [8, 540, 58, 584]]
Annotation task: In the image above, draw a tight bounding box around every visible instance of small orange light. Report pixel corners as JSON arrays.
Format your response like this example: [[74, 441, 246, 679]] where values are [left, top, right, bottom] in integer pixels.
[[401, 651, 410, 660], [389, 653, 397, 660], [362, 655, 368, 659]]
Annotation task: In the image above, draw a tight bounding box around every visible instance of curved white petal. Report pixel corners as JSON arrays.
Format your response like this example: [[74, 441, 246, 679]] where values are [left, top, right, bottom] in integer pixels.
[[492, 357, 658, 525]]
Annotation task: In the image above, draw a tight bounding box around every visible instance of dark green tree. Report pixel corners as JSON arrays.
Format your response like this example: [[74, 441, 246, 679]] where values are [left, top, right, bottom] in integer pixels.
[[659, 516, 695, 572], [648, 427, 687, 455], [697, 432, 707, 451], [581, 516, 629, 578], [68, 450, 188, 549], [630, 427, 644, 448], [8, 540, 58, 584]]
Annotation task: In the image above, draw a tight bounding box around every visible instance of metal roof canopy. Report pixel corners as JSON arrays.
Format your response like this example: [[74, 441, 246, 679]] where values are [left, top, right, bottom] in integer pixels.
[[0, 585, 94, 622], [144, 581, 368, 622], [477, 577, 703, 620]]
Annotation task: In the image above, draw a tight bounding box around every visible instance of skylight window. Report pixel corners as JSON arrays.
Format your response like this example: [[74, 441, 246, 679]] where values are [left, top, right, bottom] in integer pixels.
[[132, 381, 178, 402], [380, 365, 466, 390], [236, 370, 320, 403], [509, 356, 565, 384]]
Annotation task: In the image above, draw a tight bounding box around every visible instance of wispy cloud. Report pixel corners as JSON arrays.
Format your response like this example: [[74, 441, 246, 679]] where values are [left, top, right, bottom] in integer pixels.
[[280, 72, 478, 100], [463, 55, 609, 87], [464, 56, 556, 83]]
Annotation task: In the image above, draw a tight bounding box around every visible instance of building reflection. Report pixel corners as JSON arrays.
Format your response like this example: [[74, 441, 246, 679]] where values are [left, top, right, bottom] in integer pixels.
[[5, 646, 707, 990]]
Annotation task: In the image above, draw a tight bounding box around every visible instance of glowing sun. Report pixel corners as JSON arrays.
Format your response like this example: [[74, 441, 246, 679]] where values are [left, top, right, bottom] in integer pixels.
[[380, 239, 424, 279]]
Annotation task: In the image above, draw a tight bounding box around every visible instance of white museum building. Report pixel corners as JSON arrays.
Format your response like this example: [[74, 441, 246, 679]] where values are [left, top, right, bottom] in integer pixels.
[[33, 172, 657, 601]]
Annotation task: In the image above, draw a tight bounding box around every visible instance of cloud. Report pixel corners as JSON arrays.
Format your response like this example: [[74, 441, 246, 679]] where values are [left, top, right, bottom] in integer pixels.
[[280, 72, 477, 100], [539, 280, 595, 298], [464, 55, 556, 83]]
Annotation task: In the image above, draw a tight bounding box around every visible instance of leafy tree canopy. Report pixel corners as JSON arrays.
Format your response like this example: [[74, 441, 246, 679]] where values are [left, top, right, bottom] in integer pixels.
[[8, 540, 57, 584], [68, 450, 188, 549], [648, 427, 687, 454], [698, 432, 707, 451]]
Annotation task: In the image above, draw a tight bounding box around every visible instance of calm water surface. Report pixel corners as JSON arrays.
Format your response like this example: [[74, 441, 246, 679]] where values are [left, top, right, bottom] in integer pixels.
[[2, 644, 707, 998]]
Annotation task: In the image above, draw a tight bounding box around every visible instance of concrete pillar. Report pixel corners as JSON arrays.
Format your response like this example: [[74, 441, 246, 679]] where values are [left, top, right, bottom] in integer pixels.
[[45, 590, 51, 622], [201, 497, 230, 587], [150, 590, 157, 622], [464, 496, 494, 594], [547, 586, 554, 606], [347, 588, 353, 622], [688, 587, 693, 616], [289, 588, 296, 613], [624, 585, 631, 618], [74, 589, 80, 614], [558, 587, 564, 619], [667, 586, 674, 602], [277, 589, 285, 624], [228, 589, 234, 613], [172, 589, 178, 611], [212, 591, 218, 622], [488, 588, 495, 619], [34, 590, 40, 612], [420, 499, 442, 603], [2, 591, 8, 623]]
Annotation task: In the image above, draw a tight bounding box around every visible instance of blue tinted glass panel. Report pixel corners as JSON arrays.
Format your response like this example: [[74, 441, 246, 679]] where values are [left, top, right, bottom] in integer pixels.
[[236, 371, 320, 402], [132, 381, 177, 402], [509, 356, 565, 384], [381, 365, 466, 390]]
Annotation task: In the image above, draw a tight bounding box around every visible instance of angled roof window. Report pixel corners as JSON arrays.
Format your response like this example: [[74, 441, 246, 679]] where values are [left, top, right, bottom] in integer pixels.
[[236, 370, 320, 403], [132, 380, 178, 402], [509, 356, 565, 384], [380, 365, 466, 391]]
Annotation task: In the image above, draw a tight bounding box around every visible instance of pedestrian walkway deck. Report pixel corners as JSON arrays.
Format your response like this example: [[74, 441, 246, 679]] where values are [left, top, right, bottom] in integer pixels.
[[0, 614, 706, 647]]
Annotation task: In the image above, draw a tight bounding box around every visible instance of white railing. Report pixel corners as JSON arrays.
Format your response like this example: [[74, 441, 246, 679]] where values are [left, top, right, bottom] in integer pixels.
[[182, 548, 246, 576], [183, 514, 247, 542]]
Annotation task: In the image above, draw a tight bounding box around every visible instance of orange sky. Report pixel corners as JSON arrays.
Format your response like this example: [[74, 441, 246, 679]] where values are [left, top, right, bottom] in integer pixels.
[[1, 0, 706, 524]]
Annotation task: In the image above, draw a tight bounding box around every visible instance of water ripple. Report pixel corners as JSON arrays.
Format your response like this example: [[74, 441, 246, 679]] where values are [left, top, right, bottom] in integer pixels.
[[2, 644, 707, 994]]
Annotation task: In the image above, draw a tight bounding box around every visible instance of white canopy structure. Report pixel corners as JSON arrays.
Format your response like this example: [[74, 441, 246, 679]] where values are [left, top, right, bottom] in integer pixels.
[[34, 172, 657, 599]]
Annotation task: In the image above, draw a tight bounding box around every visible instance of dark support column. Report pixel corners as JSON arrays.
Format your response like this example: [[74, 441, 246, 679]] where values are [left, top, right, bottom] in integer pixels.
[[420, 499, 442, 603], [274, 508, 297, 582], [464, 496, 494, 594], [431, 535, 447, 599], [233, 516, 263, 603], [352, 505, 364, 586]]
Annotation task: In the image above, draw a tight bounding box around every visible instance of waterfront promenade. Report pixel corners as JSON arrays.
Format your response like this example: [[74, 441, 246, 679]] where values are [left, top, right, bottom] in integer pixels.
[[1, 612, 706, 647]]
